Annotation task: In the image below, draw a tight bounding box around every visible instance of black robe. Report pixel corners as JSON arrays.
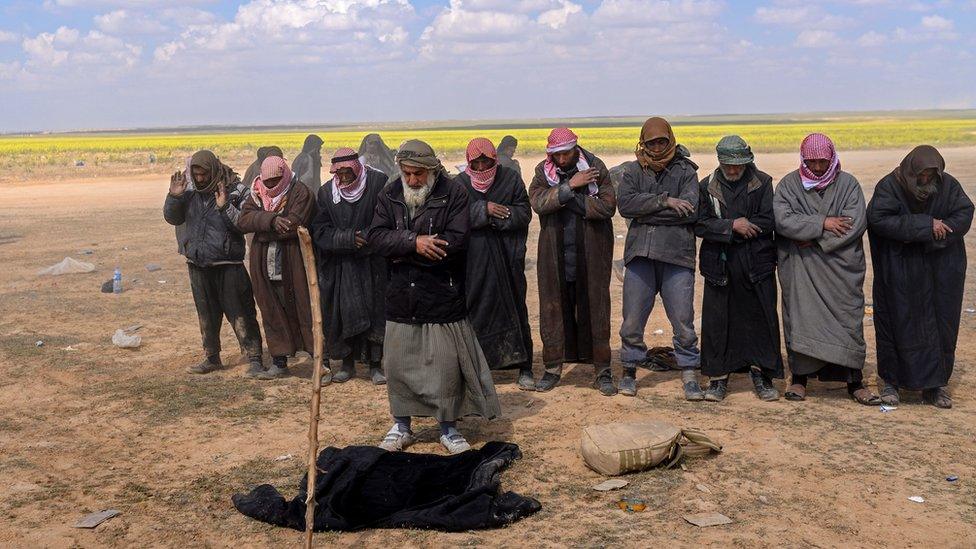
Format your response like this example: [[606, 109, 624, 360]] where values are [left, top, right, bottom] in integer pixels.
[[232, 441, 540, 532], [695, 167, 783, 378], [310, 168, 388, 362], [867, 172, 974, 390], [456, 166, 534, 370]]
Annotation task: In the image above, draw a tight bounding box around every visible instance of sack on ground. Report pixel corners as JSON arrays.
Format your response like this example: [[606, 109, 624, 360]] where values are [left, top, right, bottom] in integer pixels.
[[581, 421, 722, 476]]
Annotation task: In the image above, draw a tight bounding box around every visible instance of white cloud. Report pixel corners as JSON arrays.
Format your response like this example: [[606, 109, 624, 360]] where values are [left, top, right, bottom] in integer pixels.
[[94, 9, 169, 34], [795, 29, 841, 48], [0, 30, 19, 43], [921, 14, 953, 31], [857, 30, 887, 47]]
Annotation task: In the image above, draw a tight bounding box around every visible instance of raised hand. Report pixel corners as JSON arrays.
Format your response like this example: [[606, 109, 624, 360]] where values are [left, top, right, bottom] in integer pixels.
[[169, 171, 188, 197]]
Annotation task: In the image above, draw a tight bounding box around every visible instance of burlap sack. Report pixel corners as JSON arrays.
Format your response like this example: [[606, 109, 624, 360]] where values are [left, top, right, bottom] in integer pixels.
[[581, 421, 722, 476]]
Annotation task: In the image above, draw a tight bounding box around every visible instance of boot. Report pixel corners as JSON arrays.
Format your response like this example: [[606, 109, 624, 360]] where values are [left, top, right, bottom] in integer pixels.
[[704, 378, 728, 402], [187, 355, 222, 375], [682, 369, 705, 401], [750, 369, 779, 401], [369, 363, 387, 386], [332, 358, 355, 383], [535, 364, 562, 392], [256, 356, 289, 380], [594, 366, 617, 397], [618, 365, 637, 397], [244, 358, 265, 379], [516, 365, 536, 391]]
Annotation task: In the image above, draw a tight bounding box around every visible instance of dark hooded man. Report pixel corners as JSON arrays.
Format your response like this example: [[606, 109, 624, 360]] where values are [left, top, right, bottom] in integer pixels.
[[868, 145, 973, 409], [163, 150, 263, 376]]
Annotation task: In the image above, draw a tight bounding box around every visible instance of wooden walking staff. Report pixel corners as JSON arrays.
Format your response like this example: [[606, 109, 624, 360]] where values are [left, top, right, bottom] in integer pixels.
[[297, 226, 329, 549]]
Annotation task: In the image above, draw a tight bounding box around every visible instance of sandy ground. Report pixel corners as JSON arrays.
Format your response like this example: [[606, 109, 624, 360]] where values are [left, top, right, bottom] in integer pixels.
[[1, 147, 976, 548]]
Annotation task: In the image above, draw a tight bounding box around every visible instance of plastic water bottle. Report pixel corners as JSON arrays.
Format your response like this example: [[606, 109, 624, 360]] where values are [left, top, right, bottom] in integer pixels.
[[113, 267, 122, 294]]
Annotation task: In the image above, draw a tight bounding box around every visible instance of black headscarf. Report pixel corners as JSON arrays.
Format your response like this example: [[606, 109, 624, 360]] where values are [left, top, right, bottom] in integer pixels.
[[358, 133, 397, 177], [894, 145, 944, 213]]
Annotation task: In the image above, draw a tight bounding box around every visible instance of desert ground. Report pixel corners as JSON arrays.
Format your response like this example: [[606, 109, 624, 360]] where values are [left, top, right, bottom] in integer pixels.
[[1, 147, 975, 548]]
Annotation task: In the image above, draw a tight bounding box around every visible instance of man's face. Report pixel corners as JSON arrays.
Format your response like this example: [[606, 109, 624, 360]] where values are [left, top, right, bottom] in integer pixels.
[[551, 149, 577, 170], [402, 166, 430, 189], [804, 158, 831, 177], [263, 176, 282, 189], [917, 167, 939, 186], [719, 163, 747, 182], [335, 167, 357, 185], [469, 155, 496, 172], [644, 137, 670, 155], [191, 166, 209, 186]]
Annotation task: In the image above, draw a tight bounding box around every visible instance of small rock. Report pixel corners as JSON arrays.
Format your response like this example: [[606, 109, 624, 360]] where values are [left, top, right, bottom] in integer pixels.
[[274, 454, 294, 462], [145, 263, 162, 272], [653, 329, 665, 336], [908, 496, 924, 503], [965, 308, 976, 314], [35, 340, 44, 347], [696, 483, 711, 494], [758, 495, 769, 504], [593, 479, 629, 491]]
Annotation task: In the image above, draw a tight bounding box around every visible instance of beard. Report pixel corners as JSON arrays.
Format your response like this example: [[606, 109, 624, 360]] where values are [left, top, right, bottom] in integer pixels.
[[402, 171, 436, 217]]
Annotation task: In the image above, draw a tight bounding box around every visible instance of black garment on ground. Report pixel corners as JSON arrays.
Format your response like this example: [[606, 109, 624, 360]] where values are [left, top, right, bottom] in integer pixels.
[[310, 168, 388, 362], [456, 166, 533, 370], [695, 167, 783, 378], [232, 441, 540, 532], [187, 263, 262, 360], [867, 171, 974, 390]]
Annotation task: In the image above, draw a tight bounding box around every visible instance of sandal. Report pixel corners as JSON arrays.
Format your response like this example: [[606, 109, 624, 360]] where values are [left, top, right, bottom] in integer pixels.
[[784, 384, 806, 401], [850, 387, 881, 406], [923, 387, 952, 409]]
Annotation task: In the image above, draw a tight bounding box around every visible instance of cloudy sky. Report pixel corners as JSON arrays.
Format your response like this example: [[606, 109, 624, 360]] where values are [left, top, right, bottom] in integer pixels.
[[1, 0, 974, 132]]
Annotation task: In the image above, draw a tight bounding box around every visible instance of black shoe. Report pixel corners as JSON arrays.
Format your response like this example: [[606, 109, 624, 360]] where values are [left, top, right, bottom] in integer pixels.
[[517, 367, 536, 391], [595, 368, 617, 397], [750, 369, 779, 401], [535, 371, 561, 392], [704, 379, 728, 402], [682, 370, 704, 401], [244, 359, 265, 379], [618, 366, 637, 397], [369, 367, 387, 386], [187, 358, 221, 375], [332, 359, 355, 383]]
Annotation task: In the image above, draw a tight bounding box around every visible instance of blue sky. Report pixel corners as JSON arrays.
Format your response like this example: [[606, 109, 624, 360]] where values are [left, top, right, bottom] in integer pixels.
[[1, 0, 974, 132]]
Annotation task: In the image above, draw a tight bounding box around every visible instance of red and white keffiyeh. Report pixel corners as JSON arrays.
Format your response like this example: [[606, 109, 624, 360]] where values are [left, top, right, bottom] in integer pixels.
[[543, 127, 597, 195], [252, 156, 293, 212], [329, 147, 367, 204], [799, 133, 841, 191], [464, 137, 498, 193]]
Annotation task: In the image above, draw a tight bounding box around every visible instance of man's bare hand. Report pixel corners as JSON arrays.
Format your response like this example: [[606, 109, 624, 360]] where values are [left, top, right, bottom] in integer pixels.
[[169, 171, 188, 196], [416, 234, 449, 260], [568, 167, 599, 190], [273, 216, 293, 234], [214, 181, 228, 209], [933, 219, 954, 240], [355, 231, 368, 248], [732, 217, 761, 238], [487, 202, 511, 219], [795, 240, 814, 249], [666, 197, 695, 216], [823, 216, 854, 237]]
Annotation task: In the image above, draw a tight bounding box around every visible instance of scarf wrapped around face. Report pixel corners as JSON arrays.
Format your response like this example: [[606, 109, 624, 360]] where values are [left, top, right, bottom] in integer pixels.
[[329, 147, 367, 204], [893, 144, 944, 212], [186, 150, 236, 194], [252, 156, 293, 212], [465, 138, 498, 193], [635, 117, 677, 172], [543, 127, 597, 196], [799, 133, 841, 191]]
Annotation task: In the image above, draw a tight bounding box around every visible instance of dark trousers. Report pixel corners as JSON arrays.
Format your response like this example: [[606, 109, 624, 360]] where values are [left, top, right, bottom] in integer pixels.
[[188, 263, 262, 361]]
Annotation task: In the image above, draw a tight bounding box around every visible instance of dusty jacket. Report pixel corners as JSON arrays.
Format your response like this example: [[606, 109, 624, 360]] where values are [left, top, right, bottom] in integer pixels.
[[162, 177, 249, 266], [236, 182, 318, 357], [695, 168, 777, 286], [368, 173, 470, 324], [617, 155, 699, 269], [529, 149, 616, 366]]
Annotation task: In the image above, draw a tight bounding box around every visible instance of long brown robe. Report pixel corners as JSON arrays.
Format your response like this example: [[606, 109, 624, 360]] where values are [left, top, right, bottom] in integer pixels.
[[529, 148, 616, 368], [237, 182, 317, 357]]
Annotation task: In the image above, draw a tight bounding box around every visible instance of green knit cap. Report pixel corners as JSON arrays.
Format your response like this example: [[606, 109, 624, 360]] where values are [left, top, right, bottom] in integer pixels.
[[716, 135, 754, 165]]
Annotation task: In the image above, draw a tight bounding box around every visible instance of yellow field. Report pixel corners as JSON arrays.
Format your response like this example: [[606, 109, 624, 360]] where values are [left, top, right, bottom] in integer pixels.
[[3, 117, 975, 180]]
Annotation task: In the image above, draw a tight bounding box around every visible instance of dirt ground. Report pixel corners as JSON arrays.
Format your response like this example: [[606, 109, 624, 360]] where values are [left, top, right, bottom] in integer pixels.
[[1, 147, 976, 548]]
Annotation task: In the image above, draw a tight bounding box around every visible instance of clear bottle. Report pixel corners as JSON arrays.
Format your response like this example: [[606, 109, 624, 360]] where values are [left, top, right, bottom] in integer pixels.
[[113, 267, 122, 294]]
